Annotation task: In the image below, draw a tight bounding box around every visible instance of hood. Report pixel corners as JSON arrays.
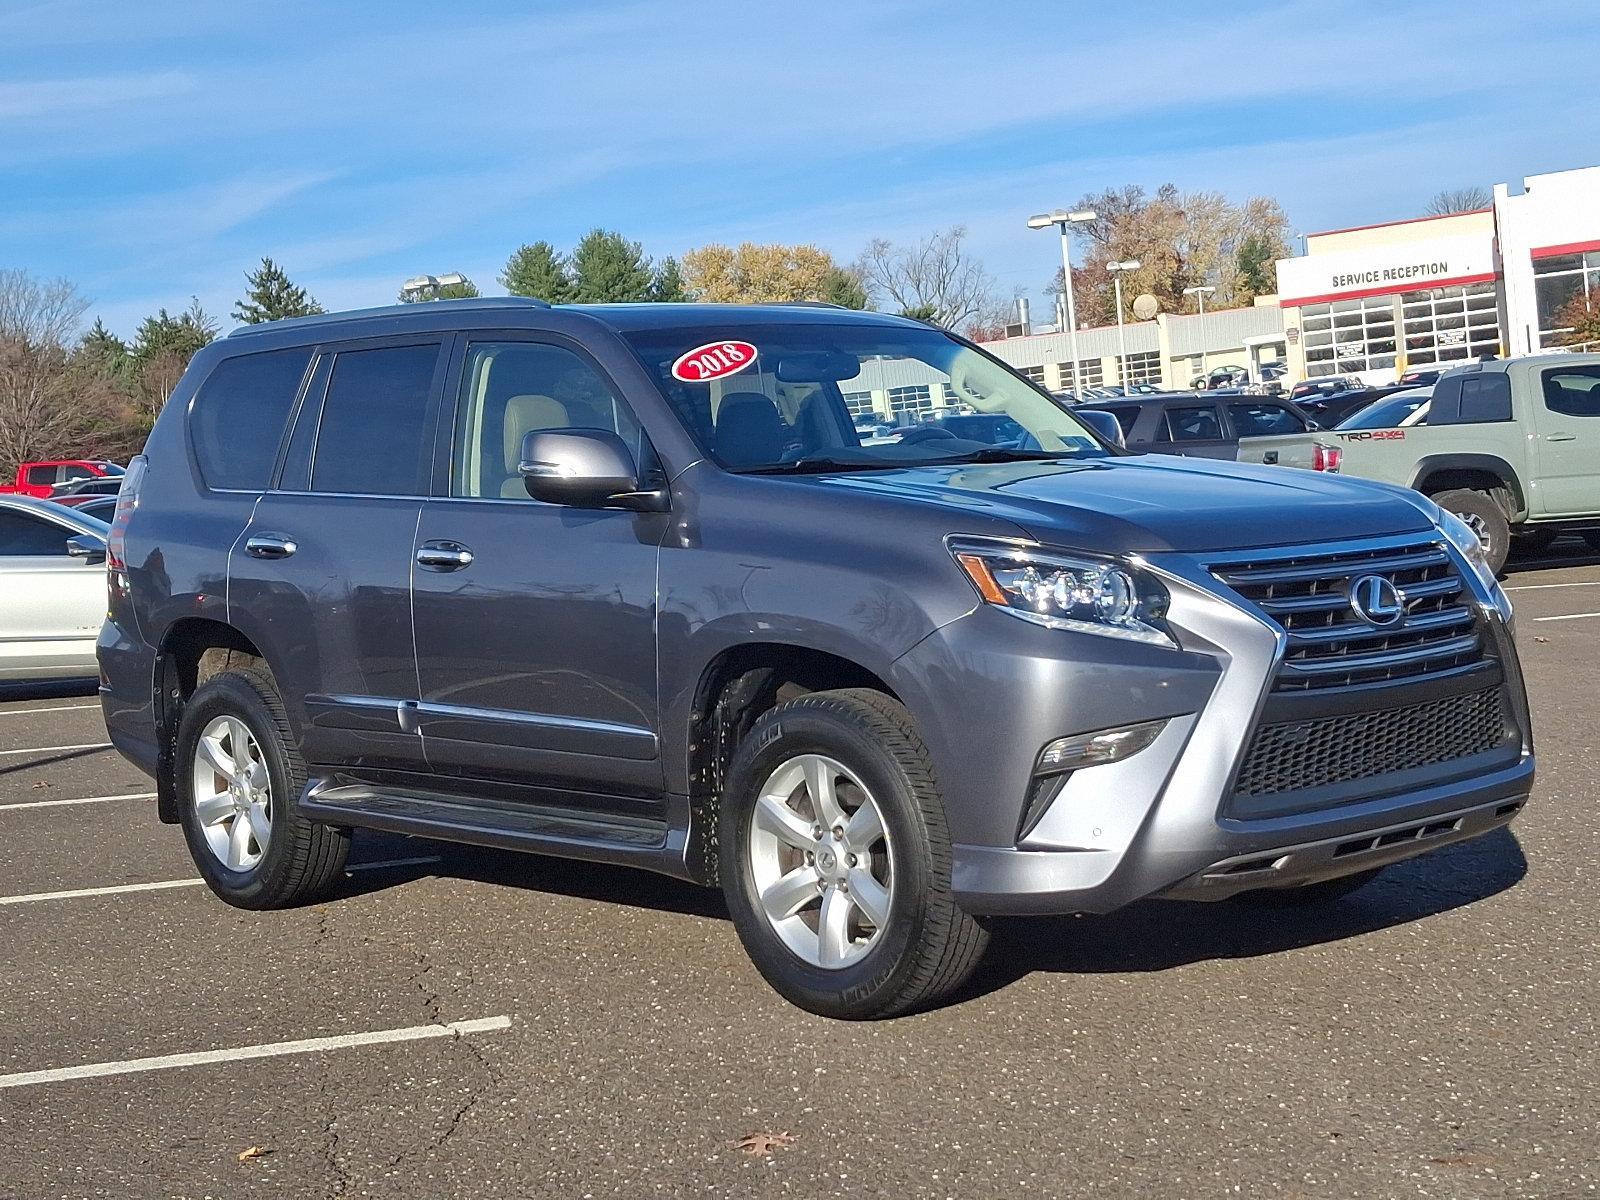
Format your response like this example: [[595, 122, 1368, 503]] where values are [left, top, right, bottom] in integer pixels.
[[806, 454, 1437, 554]]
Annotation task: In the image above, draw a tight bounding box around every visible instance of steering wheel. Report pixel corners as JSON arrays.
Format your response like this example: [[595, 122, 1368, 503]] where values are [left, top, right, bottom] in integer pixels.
[[896, 425, 959, 445]]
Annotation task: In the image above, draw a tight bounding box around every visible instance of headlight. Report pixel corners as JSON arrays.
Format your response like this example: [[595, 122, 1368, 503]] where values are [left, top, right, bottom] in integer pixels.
[[1435, 506, 1501, 594], [950, 539, 1176, 647]]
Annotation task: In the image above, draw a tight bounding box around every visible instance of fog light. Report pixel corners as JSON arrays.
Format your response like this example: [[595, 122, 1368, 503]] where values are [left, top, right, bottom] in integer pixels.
[[1036, 718, 1169, 775]]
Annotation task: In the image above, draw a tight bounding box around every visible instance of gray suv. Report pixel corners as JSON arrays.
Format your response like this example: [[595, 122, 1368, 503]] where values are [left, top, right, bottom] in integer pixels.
[[99, 300, 1534, 1019]]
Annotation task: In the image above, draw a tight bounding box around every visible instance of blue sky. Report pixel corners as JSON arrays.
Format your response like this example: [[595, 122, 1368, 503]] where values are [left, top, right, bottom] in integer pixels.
[[3, 0, 1597, 337]]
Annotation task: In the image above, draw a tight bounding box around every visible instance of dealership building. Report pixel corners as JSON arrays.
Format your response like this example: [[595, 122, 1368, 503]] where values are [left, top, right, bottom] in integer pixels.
[[1276, 164, 1600, 381], [960, 163, 1599, 399]]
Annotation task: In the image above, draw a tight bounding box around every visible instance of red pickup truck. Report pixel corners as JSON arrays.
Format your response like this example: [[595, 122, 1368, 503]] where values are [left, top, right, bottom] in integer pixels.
[[0, 459, 124, 498]]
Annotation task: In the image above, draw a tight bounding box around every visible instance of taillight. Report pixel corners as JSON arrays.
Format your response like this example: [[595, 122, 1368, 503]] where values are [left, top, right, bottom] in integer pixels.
[[1311, 443, 1343, 473], [106, 454, 147, 573]]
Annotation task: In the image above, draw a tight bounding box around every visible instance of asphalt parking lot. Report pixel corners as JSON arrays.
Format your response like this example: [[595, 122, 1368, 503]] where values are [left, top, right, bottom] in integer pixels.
[[2, 545, 1598, 1200]]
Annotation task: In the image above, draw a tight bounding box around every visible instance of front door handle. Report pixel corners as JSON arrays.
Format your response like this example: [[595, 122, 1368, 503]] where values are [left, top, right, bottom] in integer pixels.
[[245, 534, 298, 559], [1545, 432, 1577, 442], [416, 540, 474, 571]]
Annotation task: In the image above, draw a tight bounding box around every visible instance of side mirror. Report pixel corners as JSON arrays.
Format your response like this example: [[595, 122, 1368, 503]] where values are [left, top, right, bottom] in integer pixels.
[[518, 429, 668, 512], [66, 533, 107, 564], [1076, 409, 1126, 449]]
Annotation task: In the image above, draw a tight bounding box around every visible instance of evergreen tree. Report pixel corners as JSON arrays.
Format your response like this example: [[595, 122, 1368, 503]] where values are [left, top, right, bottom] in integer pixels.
[[232, 257, 324, 324], [132, 298, 218, 362], [649, 257, 688, 303], [500, 242, 572, 302], [77, 318, 131, 378], [822, 267, 869, 310], [570, 229, 654, 303]]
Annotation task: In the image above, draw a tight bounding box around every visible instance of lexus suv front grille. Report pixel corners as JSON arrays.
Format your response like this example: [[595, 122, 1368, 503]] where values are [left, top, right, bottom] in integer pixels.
[[1211, 540, 1486, 692]]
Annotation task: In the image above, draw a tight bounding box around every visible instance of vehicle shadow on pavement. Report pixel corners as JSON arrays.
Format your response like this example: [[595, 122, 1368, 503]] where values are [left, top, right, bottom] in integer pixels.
[[963, 826, 1527, 998], [0, 679, 99, 703]]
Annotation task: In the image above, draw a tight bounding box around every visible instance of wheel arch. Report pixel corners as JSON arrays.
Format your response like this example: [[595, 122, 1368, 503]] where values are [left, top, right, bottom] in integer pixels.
[[1410, 454, 1527, 520]]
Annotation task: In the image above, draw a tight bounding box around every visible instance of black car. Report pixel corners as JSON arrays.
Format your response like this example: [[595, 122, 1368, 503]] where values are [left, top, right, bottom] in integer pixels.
[[1077, 393, 1318, 459]]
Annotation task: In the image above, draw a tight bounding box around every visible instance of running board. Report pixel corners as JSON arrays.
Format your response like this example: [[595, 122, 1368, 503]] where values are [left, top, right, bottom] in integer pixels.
[[299, 783, 696, 881]]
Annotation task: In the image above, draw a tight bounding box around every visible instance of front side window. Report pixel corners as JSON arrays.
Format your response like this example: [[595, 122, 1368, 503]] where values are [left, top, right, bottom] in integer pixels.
[[1165, 405, 1222, 441], [1227, 403, 1305, 437], [1542, 366, 1600, 418], [192, 348, 312, 490], [451, 342, 644, 500], [310, 344, 439, 496], [622, 324, 1104, 473], [0, 509, 73, 556]]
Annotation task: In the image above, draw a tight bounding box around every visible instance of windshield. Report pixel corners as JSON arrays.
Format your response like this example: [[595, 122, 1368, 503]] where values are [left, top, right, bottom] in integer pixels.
[[1336, 388, 1431, 429], [622, 323, 1107, 472]]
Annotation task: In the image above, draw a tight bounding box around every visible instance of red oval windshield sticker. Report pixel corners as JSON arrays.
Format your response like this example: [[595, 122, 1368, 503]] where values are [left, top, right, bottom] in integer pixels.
[[671, 340, 758, 383]]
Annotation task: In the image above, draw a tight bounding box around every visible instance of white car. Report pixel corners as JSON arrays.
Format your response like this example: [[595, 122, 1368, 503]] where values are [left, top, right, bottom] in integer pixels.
[[0, 495, 110, 681]]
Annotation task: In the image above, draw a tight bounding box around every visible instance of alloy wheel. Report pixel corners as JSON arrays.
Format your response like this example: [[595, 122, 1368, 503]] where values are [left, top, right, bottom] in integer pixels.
[[190, 714, 272, 871], [746, 753, 894, 969]]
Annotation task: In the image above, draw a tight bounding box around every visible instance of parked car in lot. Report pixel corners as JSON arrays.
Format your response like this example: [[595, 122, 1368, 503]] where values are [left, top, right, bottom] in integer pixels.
[[1077, 392, 1318, 459], [101, 299, 1533, 1019], [0, 495, 109, 681], [1237, 353, 1600, 571], [1335, 388, 1432, 431], [0, 459, 123, 498], [53, 475, 125, 503]]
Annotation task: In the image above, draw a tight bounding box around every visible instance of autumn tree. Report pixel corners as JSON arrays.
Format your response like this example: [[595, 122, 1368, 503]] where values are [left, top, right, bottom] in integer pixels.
[[500, 241, 572, 302], [856, 227, 996, 331], [1552, 284, 1600, 348], [232, 257, 323, 324], [681, 242, 855, 304]]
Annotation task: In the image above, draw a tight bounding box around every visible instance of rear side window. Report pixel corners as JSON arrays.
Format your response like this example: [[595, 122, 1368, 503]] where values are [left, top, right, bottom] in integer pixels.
[[1542, 366, 1600, 418], [310, 344, 440, 496], [0, 509, 72, 556], [1227, 403, 1305, 437], [1457, 375, 1512, 423], [24, 465, 59, 486], [1165, 405, 1222, 441], [1101, 407, 1141, 436], [190, 349, 312, 490]]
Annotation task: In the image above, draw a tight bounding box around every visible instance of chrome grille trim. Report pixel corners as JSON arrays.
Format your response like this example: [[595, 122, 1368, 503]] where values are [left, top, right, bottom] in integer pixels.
[[1209, 537, 1488, 693]]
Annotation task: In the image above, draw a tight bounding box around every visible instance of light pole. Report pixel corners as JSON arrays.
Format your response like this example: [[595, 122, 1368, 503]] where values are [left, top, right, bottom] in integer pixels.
[[1028, 209, 1097, 398], [1183, 284, 1217, 385], [400, 272, 469, 302], [1107, 259, 1141, 391]]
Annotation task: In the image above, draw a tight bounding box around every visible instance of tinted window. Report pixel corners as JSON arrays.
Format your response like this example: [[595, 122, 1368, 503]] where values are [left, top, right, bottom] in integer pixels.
[[1457, 375, 1512, 423], [0, 509, 72, 556], [1542, 366, 1600, 418], [190, 349, 312, 490], [1097, 406, 1141, 436], [451, 342, 643, 501], [1165, 405, 1222, 441], [1228, 403, 1305, 437], [1429, 376, 1463, 423], [23, 465, 59, 486], [310, 344, 440, 496]]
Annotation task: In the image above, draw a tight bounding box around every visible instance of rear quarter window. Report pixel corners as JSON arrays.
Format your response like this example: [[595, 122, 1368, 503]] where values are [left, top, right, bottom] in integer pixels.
[[190, 348, 313, 490]]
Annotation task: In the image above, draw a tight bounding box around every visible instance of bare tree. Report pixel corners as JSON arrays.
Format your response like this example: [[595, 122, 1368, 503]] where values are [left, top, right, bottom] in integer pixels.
[[0, 271, 96, 476], [856, 227, 997, 331], [0, 269, 89, 349], [1424, 186, 1491, 216]]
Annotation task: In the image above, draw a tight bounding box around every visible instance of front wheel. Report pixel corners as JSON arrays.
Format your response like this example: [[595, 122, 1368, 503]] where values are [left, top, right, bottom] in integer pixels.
[[1431, 488, 1510, 575], [718, 689, 988, 1019]]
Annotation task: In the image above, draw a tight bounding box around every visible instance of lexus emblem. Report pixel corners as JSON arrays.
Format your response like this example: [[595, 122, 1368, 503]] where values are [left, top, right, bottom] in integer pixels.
[[1348, 574, 1405, 627]]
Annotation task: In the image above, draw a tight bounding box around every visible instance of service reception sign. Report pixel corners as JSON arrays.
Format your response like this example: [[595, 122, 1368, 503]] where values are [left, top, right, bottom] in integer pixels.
[[1275, 233, 1499, 309]]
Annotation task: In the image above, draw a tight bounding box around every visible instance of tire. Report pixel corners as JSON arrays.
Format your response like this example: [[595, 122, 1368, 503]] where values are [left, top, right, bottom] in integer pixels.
[[718, 688, 988, 1019], [1431, 488, 1510, 575], [1233, 867, 1382, 907], [175, 668, 349, 909]]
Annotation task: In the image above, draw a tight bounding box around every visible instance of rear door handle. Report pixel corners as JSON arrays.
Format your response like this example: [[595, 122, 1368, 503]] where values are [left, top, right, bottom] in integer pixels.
[[416, 540, 474, 571], [1545, 433, 1577, 442], [245, 534, 297, 559]]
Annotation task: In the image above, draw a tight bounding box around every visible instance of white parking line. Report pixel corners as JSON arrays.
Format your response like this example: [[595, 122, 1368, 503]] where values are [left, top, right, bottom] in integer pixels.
[[0, 742, 111, 757], [0, 856, 443, 906], [0, 1015, 511, 1091], [1505, 580, 1600, 592], [1533, 611, 1600, 623], [0, 703, 101, 717], [0, 791, 155, 812]]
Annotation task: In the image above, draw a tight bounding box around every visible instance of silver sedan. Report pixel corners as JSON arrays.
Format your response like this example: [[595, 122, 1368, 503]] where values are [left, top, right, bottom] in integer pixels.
[[0, 494, 110, 682]]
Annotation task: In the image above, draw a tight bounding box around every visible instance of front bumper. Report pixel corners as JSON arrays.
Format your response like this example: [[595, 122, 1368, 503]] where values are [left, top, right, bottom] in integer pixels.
[[890, 533, 1535, 916]]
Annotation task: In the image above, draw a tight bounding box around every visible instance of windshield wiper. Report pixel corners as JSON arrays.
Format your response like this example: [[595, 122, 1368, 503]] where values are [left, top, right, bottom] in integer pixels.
[[932, 447, 1075, 464], [740, 456, 901, 475]]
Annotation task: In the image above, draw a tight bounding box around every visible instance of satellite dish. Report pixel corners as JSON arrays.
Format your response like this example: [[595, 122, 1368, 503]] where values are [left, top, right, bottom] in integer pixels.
[[1132, 294, 1159, 321]]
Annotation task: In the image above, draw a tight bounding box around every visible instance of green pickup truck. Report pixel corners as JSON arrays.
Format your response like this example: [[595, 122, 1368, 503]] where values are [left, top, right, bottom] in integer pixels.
[[1237, 353, 1600, 572]]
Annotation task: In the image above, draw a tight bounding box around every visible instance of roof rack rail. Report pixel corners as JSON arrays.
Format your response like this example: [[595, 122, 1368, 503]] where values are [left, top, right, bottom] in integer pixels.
[[754, 300, 847, 309], [227, 296, 553, 337]]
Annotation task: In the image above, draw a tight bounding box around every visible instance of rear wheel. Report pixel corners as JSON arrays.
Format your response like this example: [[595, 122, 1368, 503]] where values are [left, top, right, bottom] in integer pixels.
[[176, 668, 349, 909], [719, 688, 988, 1019], [1431, 488, 1510, 575]]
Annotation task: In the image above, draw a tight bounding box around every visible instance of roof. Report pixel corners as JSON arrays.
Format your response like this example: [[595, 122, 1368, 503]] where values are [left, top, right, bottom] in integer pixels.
[[227, 298, 912, 340]]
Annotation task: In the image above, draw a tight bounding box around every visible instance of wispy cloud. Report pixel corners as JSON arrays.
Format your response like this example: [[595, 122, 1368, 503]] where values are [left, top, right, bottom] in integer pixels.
[[0, 71, 196, 121]]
